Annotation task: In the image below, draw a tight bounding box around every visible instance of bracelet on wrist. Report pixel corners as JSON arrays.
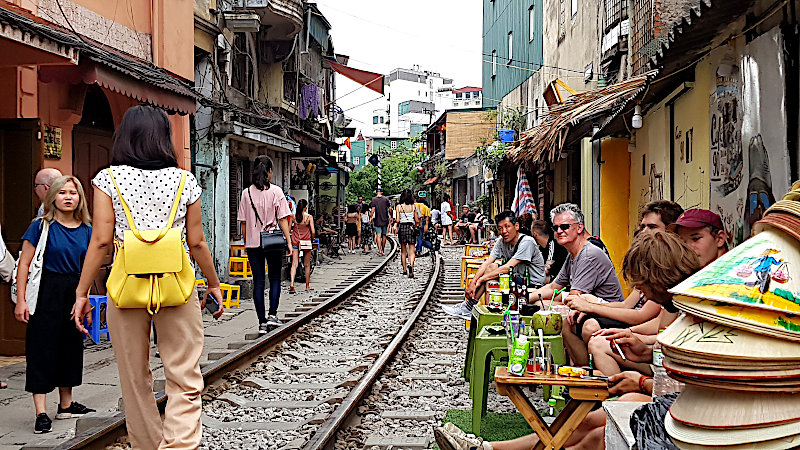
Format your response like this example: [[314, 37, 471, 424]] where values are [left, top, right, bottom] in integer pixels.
[[639, 375, 652, 394]]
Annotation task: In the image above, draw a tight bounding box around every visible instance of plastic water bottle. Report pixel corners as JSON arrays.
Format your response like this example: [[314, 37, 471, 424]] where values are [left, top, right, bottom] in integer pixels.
[[652, 329, 683, 396]]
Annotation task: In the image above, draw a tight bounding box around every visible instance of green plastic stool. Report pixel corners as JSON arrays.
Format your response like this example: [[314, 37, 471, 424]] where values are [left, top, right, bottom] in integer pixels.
[[463, 304, 505, 381], [468, 326, 566, 435]]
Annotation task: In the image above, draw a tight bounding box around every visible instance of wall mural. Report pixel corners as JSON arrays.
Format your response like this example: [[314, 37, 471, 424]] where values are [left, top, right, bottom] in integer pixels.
[[710, 27, 791, 246]]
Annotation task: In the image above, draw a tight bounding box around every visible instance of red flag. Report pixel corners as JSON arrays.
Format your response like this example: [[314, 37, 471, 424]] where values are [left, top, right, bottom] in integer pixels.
[[327, 58, 384, 95], [344, 137, 351, 149]]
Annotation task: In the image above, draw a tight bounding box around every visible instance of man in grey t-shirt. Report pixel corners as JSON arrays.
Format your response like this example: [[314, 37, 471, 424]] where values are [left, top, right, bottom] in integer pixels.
[[443, 211, 545, 320], [529, 203, 623, 365]]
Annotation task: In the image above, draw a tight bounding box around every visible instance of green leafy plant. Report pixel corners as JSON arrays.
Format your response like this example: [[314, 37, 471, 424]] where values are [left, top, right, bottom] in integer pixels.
[[499, 106, 525, 134], [434, 162, 447, 178], [477, 194, 490, 210], [345, 144, 424, 202], [475, 142, 508, 174]]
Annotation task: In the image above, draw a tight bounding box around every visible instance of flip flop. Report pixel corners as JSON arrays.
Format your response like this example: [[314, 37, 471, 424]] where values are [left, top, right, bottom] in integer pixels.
[[289, 286, 296, 294]]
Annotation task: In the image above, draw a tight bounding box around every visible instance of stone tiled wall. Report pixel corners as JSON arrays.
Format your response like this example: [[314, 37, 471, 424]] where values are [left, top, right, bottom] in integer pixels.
[[36, 0, 152, 62]]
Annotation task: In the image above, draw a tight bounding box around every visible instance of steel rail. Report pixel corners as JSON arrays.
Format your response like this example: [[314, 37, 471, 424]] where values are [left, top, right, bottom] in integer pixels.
[[303, 252, 443, 450], [52, 238, 398, 450]]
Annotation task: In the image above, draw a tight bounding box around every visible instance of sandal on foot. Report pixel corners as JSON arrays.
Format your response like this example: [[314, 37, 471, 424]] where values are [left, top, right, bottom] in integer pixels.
[[289, 286, 296, 293]]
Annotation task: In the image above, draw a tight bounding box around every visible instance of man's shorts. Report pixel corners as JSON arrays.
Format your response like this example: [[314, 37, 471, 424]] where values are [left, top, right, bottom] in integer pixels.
[[374, 225, 388, 235]]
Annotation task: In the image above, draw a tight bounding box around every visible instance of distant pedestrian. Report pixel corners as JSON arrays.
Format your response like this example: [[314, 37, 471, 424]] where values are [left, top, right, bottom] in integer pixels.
[[345, 204, 359, 253], [440, 193, 454, 245], [361, 203, 373, 254], [237, 155, 292, 333], [290, 199, 315, 292], [33, 168, 62, 218], [395, 189, 420, 278], [370, 188, 392, 255], [16, 175, 95, 434], [74, 106, 223, 449]]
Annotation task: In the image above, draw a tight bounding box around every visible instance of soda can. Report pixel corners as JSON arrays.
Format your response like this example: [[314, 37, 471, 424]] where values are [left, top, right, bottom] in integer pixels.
[[489, 290, 503, 307], [498, 273, 510, 293], [487, 280, 500, 291]]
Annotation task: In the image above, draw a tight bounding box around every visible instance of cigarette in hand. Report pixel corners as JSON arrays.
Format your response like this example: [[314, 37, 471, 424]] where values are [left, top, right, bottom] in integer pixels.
[[612, 339, 626, 361]]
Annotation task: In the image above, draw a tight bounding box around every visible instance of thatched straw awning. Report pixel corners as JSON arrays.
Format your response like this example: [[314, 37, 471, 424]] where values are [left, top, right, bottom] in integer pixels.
[[508, 71, 657, 165]]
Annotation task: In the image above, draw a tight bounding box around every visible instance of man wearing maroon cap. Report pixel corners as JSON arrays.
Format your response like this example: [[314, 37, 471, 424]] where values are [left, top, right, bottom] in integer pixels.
[[668, 209, 728, 267]]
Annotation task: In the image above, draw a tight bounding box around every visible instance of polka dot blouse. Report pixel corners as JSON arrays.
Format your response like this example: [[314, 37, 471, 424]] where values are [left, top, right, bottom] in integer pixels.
[[93, 165, 203, 241]]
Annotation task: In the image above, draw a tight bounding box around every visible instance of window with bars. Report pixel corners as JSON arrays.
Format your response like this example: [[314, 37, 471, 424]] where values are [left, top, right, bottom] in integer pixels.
[[631, 0, 665, 75], [603, 0, 629, 32]]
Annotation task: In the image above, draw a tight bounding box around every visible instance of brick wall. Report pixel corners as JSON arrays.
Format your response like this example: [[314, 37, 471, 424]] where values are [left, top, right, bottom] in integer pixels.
[[631, 0, 696, 74], [445, 111, 496, 160]]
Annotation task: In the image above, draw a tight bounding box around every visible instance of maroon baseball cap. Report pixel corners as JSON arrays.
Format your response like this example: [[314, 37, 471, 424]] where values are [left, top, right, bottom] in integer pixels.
[[668, 209, 724, 231]]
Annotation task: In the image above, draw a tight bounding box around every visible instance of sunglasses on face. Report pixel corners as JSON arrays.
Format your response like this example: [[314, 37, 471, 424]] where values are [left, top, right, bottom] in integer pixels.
[[552, 223, 579, 232]]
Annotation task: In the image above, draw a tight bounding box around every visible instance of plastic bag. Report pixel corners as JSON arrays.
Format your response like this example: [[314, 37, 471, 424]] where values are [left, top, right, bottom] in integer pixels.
[[630, 393, 680, 450]]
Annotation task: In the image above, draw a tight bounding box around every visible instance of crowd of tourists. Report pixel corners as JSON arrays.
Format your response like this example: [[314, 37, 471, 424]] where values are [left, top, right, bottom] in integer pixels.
[[437, 200, 729, 450]]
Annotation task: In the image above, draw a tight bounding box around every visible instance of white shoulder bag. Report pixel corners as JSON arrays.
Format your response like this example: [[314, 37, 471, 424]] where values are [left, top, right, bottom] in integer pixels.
[[10, 220, 49, 315], [0, 225, 15, 283]]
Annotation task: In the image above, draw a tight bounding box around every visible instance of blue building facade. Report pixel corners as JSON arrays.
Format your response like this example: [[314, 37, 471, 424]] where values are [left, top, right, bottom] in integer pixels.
[[350, 140, 367, 170], [482, 0, 543, 108]]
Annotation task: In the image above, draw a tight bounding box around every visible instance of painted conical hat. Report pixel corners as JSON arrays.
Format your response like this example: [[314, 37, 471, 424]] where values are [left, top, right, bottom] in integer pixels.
[[663, 357, 800, 380], [665, 414, 800, 446], [670, 385, 800, 428], [670, 433, 800, 450], [658, 314, 800, 361], [670, 227, 800, 315], [672, 296, 800, 341]]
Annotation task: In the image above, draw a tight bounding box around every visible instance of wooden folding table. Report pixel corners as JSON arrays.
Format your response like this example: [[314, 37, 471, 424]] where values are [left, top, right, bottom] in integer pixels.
[[494, 367, 609, 450]]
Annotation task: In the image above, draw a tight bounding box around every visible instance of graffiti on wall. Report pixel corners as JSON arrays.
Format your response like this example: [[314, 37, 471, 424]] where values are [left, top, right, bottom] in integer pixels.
[[709, 28, 790, 246]]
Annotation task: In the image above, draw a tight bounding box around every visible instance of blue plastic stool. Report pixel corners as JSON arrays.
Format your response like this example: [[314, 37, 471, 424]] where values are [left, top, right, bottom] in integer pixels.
[[86, 295, 110, 343]]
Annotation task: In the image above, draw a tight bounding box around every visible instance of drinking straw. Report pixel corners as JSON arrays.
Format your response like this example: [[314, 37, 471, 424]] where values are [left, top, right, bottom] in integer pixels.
[[537, 328, 546, 362], [549, 287, 566, 311]]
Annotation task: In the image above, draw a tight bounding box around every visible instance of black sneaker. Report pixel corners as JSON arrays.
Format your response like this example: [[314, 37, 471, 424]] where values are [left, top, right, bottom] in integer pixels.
[[258, 323, 269, 334], [408, 265, 414, 279], [266, 315, 281, 327], [55, 401, 95, 419], [34, 413, 52, 433]]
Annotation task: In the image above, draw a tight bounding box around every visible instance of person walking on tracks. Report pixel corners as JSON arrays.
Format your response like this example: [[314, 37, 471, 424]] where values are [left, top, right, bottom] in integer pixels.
[[73, 105, 223, 449], [238, 155, 292, 333], [395, 189, 421, 278], [370, 188, 392, 256], [290, 199, 315, 292], [15, 175, 95, 433]]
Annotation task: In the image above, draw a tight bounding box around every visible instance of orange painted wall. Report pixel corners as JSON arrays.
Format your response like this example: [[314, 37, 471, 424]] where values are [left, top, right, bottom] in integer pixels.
[[599, 138, 631, 290], [71, 0, 152, 34], [152, 0, 194, 80]]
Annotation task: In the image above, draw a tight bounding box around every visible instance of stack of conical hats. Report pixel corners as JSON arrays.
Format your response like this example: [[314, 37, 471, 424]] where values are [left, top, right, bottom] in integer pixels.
[[661, 183, 800, 449]]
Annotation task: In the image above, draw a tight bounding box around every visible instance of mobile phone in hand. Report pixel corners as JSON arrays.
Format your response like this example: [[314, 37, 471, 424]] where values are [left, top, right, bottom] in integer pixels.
[[205, 293, 220, 315]]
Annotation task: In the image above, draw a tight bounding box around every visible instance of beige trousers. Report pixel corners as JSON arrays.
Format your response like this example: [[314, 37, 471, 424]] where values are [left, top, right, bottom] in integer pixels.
[[108, 289, 204, 450]]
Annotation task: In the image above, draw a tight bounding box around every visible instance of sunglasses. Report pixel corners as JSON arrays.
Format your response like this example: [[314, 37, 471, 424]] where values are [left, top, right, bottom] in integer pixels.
[[552, 223, 579, 232]]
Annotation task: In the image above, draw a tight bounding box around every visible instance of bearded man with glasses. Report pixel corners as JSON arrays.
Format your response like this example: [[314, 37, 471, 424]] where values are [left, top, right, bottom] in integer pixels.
[[528, 203, 625, 365]]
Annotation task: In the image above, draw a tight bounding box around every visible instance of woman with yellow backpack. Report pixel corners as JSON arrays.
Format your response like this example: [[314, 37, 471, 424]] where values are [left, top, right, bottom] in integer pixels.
[[73, 106, 223, 449]]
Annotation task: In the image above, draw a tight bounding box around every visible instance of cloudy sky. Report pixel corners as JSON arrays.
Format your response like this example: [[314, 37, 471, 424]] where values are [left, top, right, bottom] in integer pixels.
[[315, 0, 483, 137]]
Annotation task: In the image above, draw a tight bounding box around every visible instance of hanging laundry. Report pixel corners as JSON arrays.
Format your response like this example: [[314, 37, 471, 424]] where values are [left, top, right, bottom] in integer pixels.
[[299, 83, 320, 119]]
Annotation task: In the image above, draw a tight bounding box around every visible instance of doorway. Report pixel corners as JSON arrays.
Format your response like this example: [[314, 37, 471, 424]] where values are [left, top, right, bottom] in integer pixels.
[[0, 119, 42, 355], [72, 86, 114, 208]]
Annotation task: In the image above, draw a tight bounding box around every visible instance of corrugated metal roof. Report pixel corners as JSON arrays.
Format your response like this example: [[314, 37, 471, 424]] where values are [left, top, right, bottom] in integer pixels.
[[643, 0, 757, 78]]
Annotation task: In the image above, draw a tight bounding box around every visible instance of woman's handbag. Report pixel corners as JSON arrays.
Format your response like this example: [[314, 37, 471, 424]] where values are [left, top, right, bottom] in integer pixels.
[[0, 225, 15, 283], [299, 240, 313, 251], [10, 220, 49, 314], [247, 187, 287, 252], [105, 169, 195, 314]]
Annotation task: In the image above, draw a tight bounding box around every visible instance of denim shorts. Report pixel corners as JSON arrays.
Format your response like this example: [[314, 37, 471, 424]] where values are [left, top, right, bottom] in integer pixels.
[[374, 225, 388, 235]]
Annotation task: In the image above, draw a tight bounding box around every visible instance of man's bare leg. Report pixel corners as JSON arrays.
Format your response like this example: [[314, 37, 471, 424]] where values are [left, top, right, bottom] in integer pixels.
[[588, 336, 652, 376], [490, 407, 607, 450], [563, 323, 590, 365]]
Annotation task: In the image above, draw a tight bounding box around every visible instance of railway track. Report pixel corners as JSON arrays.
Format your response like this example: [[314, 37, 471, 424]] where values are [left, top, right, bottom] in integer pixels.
[[52, 237, 448, 450]]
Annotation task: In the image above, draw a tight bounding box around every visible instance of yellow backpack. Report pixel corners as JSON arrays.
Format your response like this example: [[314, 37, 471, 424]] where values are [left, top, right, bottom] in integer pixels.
[[105, 168, 195, 314]]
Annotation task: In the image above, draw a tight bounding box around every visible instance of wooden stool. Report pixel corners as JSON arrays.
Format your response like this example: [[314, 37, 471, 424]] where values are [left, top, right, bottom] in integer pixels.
[[219, 283, 241, 308], [230, 244, 245, 257], [195, 279, 206, 287], [229, 256, 252, 277]]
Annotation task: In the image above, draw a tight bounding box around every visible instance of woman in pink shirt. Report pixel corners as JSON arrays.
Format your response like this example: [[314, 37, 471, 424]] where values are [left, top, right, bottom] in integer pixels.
[[237, 156, 291, 333]]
